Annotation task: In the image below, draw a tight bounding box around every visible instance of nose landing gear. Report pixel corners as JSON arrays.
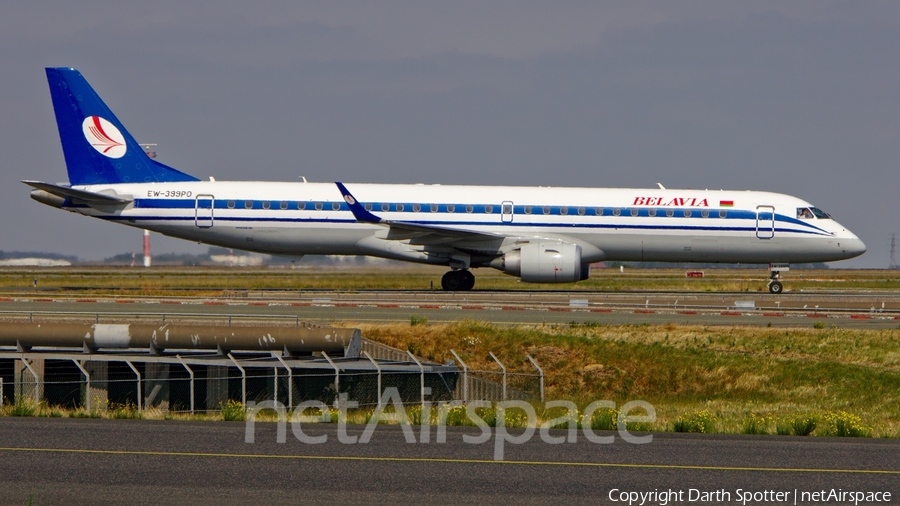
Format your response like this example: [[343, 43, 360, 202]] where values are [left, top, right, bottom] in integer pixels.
[[767, 263, 789, 294], [441, 270, 475, 291]]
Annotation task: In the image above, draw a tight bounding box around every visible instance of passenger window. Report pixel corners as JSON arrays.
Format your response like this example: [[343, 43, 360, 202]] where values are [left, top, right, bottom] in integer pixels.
[[613, 208, 621, 216], [413, 204, 421, 212], [648, 209, 656, 217], [381, 203, 389, 212], [465, 205, 473, 213], [719, 210, 727, 218], [485, 205, 493, 214], [577, 207, 585, 216], [263, 201, 271, 210], [332, 202, 341, 211], [595, 208, 604, 216], [245, 200, 253, 209], [524, 206, 532, 214], [630, 208, 639, 217], [666, 209, 674, 217], [683, 209, 692, 217], [298, 202, 306, 210], [701, 209, 709, 218], [227, 200, 235, 209], [447, 204, 456, 213], [279, 201, 287, 210], [560, 207, 568, 215], [315, 202, 323, 211], [364, 203, 372, 211], [543, 206, 551, 215], [430, 204, 438, 212], [396, 203, 404, 212]]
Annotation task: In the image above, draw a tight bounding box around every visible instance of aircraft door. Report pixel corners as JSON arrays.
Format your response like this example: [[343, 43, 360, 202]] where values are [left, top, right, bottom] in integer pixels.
[[501, 201, 514, 223], [195, 194, 214, 228], [756, 205, 774, 239]]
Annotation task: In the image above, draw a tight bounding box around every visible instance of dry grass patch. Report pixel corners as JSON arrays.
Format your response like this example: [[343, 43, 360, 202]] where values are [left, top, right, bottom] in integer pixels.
[[357, 321, 900, 437]]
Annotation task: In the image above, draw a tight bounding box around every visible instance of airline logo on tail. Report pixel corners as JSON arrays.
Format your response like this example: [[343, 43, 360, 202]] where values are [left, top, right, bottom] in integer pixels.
[[81, 116, 126, 158]]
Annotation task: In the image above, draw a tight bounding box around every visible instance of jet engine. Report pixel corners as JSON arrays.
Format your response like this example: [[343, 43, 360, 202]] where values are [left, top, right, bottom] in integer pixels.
[[494, 242, 590, 283]]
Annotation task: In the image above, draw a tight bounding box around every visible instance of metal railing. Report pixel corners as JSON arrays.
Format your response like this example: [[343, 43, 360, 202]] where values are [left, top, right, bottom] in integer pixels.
[[0, 349, 542, 413]]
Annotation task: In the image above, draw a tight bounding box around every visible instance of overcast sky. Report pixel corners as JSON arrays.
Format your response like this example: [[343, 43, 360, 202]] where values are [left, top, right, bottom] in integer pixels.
[[1, 1, 898, 267]]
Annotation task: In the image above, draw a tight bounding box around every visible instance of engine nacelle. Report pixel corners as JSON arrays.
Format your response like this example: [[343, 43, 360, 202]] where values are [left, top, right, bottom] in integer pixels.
[[495, 242, 589, 283]]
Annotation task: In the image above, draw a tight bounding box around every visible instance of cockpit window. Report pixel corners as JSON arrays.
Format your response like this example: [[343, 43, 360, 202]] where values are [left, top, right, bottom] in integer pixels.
[[797, 207, 831, 219]]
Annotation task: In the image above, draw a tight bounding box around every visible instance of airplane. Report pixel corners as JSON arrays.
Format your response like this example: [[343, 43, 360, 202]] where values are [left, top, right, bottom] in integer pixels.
[[26, 68, 866, 293]]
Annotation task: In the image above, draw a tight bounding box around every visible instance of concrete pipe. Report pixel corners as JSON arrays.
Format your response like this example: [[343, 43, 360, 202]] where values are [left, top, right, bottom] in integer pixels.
[[0, 322, 361, 357]]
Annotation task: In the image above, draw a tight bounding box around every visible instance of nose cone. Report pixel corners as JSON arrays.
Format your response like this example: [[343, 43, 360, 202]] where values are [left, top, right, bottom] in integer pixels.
[[844, 237, 866, 258]]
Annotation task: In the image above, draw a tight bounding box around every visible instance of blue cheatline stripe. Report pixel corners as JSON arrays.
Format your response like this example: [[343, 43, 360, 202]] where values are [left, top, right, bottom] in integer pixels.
[[99, 215, 829, 236], [127, 198, 829, 234]]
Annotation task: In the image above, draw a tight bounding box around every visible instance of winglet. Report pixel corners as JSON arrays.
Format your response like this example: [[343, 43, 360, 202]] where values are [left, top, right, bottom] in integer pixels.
[[335, 182, 382, 223]]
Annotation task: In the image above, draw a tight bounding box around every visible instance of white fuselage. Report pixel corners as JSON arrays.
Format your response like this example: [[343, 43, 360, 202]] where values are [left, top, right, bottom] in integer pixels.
[[57, 181, 865, 268]]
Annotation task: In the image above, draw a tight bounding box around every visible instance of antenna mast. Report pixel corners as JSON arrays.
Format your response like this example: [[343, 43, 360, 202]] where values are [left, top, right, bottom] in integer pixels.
[[891, 233, 897, 269]]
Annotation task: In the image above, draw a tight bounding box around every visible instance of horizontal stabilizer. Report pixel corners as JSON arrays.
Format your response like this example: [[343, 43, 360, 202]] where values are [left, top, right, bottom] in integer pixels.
[[22, 180, 132, 204]]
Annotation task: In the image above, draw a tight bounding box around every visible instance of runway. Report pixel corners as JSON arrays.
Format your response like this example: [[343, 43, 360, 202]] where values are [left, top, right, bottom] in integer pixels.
[[3, 290, 900, 328], [0, 418, 897, 505]]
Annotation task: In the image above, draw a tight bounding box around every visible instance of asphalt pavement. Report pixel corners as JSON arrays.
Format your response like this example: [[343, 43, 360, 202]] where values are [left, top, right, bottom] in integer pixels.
[[3, 297, 900, 329], [0, 418, 897, 505]]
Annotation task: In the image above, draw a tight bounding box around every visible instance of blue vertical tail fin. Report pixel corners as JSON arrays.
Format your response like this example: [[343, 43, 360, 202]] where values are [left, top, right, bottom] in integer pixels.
[[46, 67, 199, 185]]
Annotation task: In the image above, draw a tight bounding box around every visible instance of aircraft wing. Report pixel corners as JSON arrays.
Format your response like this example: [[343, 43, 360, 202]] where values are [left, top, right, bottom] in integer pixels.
[[335, 182, 502, 242], [22, 180, 133, 204]]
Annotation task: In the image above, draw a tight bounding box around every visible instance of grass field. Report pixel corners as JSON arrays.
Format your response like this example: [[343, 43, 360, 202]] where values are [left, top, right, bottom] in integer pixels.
[[3, 265, 900, 294], [356, 321, 900, 437]]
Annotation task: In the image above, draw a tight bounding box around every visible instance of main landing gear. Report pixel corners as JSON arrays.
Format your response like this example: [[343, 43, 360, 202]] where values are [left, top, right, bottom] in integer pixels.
[[767, 275, 783, 294], [767, 263, 789, 294], [441, 270, 475, 291]]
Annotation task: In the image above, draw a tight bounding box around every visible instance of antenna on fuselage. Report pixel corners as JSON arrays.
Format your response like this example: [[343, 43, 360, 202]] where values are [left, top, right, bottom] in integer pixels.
[[656, 183, 666, 190]]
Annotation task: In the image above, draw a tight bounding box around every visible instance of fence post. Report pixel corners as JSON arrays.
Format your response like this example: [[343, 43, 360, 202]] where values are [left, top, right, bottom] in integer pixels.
[[321, 351, 339, 405], [0, 377, 3, 408], [449, 349, 467, 402], [70, 359, 91, 412], [124, 360, 142, 411], [20, 358, 41, 405], [273, 354, 293, 409], [489, 352, 506, 401], [176, 355, 195, 415], [406, 350, 425, 408], [227, 353, 247, 407], [526, 355, 544, 403], [363, 351, 382, 407]]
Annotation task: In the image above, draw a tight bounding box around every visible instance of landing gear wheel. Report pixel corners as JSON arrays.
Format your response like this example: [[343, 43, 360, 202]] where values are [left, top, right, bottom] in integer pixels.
[[460, 270, 475, 290], [441, 270, 475, 291], [768, 281, 783, 294]]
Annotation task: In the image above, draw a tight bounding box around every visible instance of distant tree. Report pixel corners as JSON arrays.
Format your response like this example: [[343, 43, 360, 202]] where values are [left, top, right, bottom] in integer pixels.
[[0, 250, 79, 263]]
